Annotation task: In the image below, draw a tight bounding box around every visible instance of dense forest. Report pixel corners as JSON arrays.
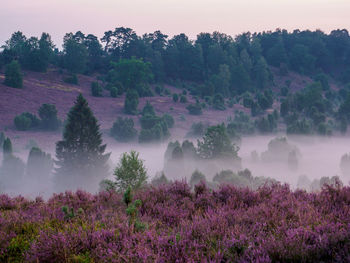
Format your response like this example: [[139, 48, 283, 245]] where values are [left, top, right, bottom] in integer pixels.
[[1, 28, 350, 139]]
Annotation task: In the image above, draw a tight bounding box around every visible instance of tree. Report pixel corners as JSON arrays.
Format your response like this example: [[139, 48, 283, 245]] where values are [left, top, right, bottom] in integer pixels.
[[63, 33, 88, 73], [55, 94, 110, 191], [38, 104, 60, 130], [26, 147, 53, 179], [91, 81, 102, 97], [124, 89, 139, 115], [197, 124, 239, 159], [108, 58, 153, 92], [113, 151, 147, 192], [14, 114, 32, 131], [4, 60, 23, 88], [110, 117, 137, 142], [0, 137, 25, 188]]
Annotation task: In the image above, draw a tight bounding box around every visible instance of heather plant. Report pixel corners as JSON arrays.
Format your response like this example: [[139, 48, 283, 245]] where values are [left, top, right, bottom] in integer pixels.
[[0, 182, 349, 262]]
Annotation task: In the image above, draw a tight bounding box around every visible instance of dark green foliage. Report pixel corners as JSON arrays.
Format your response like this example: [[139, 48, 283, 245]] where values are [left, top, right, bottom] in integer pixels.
[[139, 105, 171, 142], [0, 137, 25, 185], [186, 103, 202, 115], [63, 74, 78, 85], [3, 138, 12, 156], [162, 114, 174, 128], [4, 60, 23, 88], [26, 147, 53, 179], [287, 119, 313, 135], [213, 94, 226, 110], [14, 114, 32, 131], [123, 186, 133, 206], [108, 58, 153, 94], [38, 104, 60, 131], [63, 33, 88, 73], [314, 73, 330, 90], [141, 101, 155, 116], [179, 95, 187, 103], [256, 113, 277, 133], [110, 117, 137, 142], [0, 132, 4, 148], [110, 87, 118, 98], [227, 112, 255, 135], [55, 94, 110, 190], [14, 112, 41, 131], [91, 81, 102, 97], [172, 93, 179, 102], [124, 89, 139, 115], [197, 124, 239, 159]]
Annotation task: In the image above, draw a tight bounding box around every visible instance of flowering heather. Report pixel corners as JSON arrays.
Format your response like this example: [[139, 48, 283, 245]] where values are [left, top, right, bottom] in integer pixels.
[[0, 182, 350, 262]]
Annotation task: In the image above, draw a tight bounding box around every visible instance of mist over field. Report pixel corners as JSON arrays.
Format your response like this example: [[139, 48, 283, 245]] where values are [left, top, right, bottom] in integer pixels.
[[1, 134, 350, 198]]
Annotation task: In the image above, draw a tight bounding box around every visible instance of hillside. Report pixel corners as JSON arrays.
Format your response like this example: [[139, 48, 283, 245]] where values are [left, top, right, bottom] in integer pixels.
[[0, 66, 320, 151]]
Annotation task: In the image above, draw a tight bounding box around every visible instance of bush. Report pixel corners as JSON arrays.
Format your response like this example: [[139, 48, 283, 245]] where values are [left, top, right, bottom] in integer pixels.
[[162, 114, 174, 128], [186, 103, 202, 115], [180, 95, 187, 103], [110, 87, 118, 98], [38, 104, 60, 130], [91, 81, 102, 97], [63, 74, 78, 85], [113, 151, 148, 192], [110, 117, 137, 142], [172, 93, 179, 102], [14, 114, 32, 131], [124, 89, 139, 115], [141, 101, 155, 116], [213, 94, 226, 110], [4, 60, 23, 88]]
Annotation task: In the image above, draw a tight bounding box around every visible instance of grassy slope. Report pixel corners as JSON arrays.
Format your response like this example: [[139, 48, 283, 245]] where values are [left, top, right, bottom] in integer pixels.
[[0, 66, 325, 152]]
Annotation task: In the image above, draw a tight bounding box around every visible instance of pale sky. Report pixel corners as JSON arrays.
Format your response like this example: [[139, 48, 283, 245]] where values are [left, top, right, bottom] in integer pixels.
[[1, 0, 349, 48]]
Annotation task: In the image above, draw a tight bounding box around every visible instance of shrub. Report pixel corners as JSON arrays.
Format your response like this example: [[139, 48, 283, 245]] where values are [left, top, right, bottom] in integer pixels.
[[213, 94, 226, 110], [110, 117, 137, 142], [14, 114, 32, 131], [38, 104, 60, 131], [63, 74, 78, 85], [110, 87, 118, 98], [162, 114, 174, 128], [91, 81, 102, 97], [186, 103, 202, 115], [124, 89, 139, 115], [172, 93, 179, 102], [180, 95, 187, 103], [141, 101, 155, 116], [4, 60, 23, 88]]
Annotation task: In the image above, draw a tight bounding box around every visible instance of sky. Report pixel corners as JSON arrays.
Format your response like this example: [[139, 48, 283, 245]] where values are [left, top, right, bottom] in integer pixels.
[[0, 0, 349, 49]]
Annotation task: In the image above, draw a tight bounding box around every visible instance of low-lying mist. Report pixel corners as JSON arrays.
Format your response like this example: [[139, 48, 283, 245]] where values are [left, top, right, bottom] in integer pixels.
[[1, 135, 350, 198]]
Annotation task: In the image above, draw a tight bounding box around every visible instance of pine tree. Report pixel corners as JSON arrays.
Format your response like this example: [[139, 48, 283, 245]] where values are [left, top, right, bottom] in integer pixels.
[[55, 94, 110, 191], [26, 147, 53, 180], [4, 60, 23, 89], [0, 137, 25, 188]]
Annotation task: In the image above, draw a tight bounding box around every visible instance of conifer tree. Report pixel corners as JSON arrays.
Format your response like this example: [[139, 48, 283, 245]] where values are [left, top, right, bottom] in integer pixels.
[[55, 94, 110, 191], [0, 137, 25, 188], [26, 147, 53, 179], [4, 60, 23, 88]]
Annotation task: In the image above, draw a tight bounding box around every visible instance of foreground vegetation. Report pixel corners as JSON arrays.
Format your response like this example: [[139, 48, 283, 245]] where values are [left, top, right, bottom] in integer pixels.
[[0, 182, 349, 262]]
